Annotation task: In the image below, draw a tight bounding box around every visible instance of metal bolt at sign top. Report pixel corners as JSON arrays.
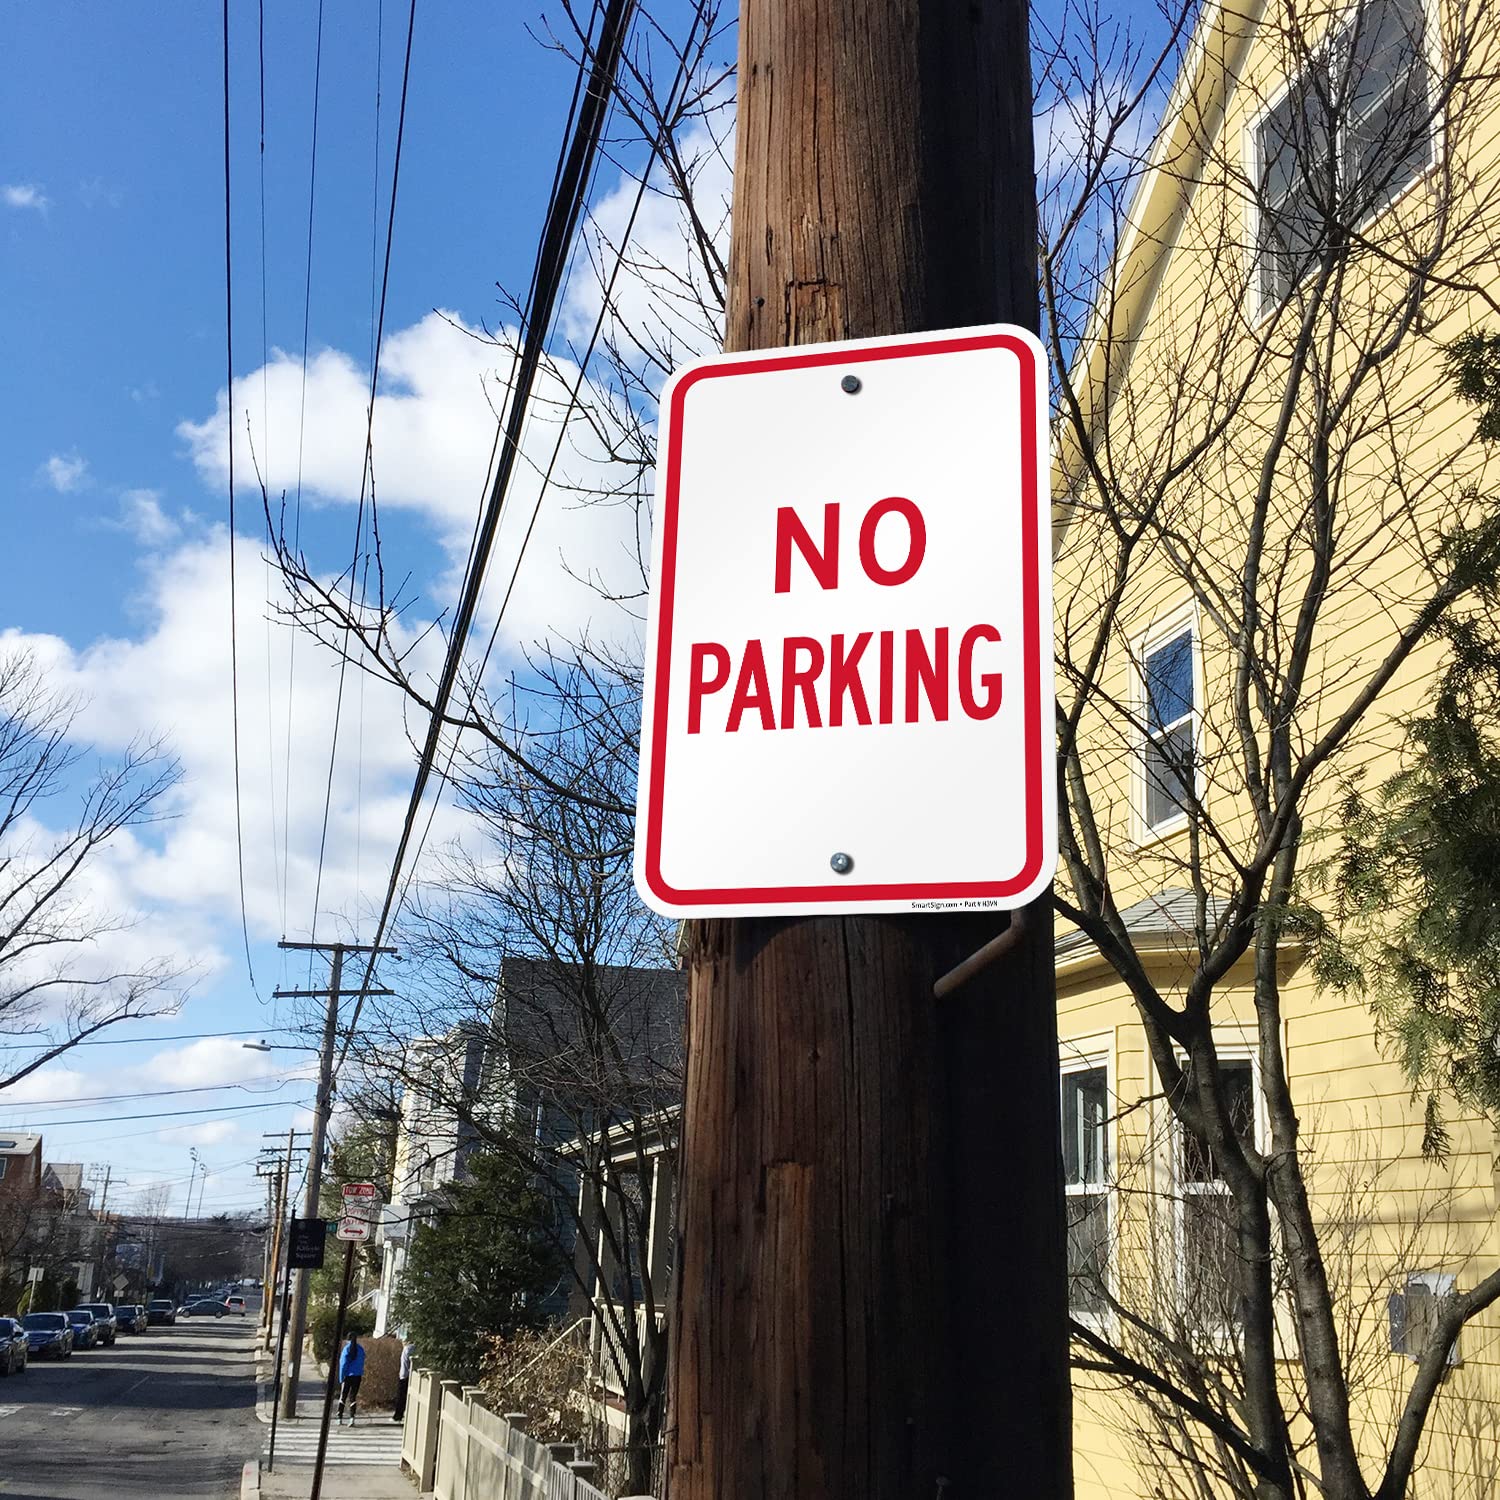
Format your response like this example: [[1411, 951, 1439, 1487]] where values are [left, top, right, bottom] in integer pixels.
[[830, 852, 854, 875], [840, 374, 862, 394]]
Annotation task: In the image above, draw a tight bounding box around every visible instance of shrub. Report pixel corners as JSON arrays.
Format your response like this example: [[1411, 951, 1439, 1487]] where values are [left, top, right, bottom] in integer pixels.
[[310, 1303, 376, 1365]]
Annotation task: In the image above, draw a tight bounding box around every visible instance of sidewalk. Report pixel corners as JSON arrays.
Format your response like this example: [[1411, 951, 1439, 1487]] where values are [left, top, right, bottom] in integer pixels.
[[248, 1331, 417, 1500]]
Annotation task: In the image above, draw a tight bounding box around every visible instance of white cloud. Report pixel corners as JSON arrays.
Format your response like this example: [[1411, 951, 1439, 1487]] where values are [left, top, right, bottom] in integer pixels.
[[0, 1068, 92, 1106], [158, 1119, 239, 1147], [0, 521, 472, 960], [116, 488, 183, 546], [178, 311, 648, 655], [41, 451, 88, 493], [3, 182, 50, 213], [559, 117, 731, 366], [78, 177, 123, 210]]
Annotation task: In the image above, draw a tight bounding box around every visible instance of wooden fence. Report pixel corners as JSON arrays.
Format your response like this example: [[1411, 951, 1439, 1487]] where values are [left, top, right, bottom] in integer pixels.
[[401, 1368, 652, 1500]]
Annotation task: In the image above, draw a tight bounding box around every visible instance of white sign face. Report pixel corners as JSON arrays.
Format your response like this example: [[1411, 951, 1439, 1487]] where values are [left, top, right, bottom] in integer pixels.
[[336, 1215, 370, 1243], [340, 1182, 380, 1218], [635, 325, 1055, 917]]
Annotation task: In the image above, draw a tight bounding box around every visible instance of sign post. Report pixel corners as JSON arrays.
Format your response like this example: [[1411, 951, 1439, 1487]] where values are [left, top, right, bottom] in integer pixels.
[[267, 1216, 328, 1473], [310, 1185, 381, 1500]]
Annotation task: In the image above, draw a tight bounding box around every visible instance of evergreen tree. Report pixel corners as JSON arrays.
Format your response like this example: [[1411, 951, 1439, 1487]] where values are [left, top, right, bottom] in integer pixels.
[[392, 1152, 561, 1383], [1323, 334, 1500, 1154]]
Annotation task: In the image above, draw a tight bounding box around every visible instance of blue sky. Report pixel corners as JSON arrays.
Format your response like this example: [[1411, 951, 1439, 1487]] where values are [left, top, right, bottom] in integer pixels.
[[0, 1, 727, 1223]]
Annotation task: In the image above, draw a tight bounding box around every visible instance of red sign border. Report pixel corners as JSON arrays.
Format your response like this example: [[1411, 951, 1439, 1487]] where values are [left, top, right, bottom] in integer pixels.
[[641, 330, 1048, 909]]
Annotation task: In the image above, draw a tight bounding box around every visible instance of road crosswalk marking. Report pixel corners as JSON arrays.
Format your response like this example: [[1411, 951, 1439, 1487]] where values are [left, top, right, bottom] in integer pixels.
[[265, 1423, 404, 1466]]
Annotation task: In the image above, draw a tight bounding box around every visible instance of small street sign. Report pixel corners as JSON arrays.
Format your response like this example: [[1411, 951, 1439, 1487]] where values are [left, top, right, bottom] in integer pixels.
[[287, 1217, 328, 1270], [336, 1182, 381, 1242], [635, 324, 1056, 916]]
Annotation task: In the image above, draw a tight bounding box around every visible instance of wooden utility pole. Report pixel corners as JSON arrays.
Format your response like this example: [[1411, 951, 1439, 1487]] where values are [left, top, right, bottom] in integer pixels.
[[666, 5, 1070, 1499], [275, 939, 397, 1418]]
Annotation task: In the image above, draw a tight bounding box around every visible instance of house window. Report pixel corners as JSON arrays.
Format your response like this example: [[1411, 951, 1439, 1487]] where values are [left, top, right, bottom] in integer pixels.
[[1254, 0, 1432, 313], [1062, 1062, 1111, 1318], [1177, 1057, 1257, 1326], [1389, 1270, 1460, 1364], [1141, 621, 1195, 833]]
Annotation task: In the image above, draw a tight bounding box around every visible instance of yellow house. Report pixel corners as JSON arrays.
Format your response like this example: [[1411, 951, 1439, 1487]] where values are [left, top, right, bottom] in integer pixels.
[[1048, 0, 1500, 1495]]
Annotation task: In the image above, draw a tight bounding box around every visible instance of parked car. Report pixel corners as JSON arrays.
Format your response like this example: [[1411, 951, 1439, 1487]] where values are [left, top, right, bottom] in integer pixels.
[[115, 1305, 148, 1334], [226, 1296, 246, 1315], [66, 1310, 99, 1350], [75, 1303, 118, 1346], [0, 1317, 28, 1375], [180, 1300, 229, 1318], [146, 1299, 176, 1326], [20, 1312, 73, 1359]]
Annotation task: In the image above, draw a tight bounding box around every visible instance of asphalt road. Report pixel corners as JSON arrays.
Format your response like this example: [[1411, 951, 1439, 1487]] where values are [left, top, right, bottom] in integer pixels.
[[0, 1314, 259, 1500]]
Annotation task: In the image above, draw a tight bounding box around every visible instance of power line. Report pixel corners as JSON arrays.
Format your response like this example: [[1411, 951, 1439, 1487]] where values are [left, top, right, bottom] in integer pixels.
[[224, 0, 259, 995], [17, 1098, 314, 1129], [383, 11, 704, 942], [279, 0, 328, 990], [0, 1027, 311, 1051], [305, 0, 416, 953], [4, 1076, 305, 1109], [337, 0, 638, 1064]]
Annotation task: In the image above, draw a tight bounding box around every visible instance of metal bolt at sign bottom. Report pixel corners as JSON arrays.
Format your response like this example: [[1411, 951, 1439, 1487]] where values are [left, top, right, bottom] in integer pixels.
[[840, 374, 862, 394], [830, 852, 854, 875]]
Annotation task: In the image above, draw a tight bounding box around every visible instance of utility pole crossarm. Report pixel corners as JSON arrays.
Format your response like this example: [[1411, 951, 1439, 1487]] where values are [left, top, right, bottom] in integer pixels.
[[276, 940, 399, 954], [271, 987, 395, 999]]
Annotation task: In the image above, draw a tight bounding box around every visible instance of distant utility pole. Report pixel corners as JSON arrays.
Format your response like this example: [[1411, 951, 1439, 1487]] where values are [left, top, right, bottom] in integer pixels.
[[88, 1165, 112, 1295], [275, 939, 397, 1419], [259, 1128, 308, 1351], [665, 4, 1070, 1499]]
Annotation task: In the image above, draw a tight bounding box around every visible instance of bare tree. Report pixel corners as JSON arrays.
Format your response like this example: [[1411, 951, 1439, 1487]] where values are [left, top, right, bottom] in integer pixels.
[[0, 648, 190, 1091], [351, 656, 681, 1495], [1042, 0, 1500, 1495]]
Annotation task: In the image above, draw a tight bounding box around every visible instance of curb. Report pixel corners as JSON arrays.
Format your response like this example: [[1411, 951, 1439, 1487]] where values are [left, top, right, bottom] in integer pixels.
[[241, 1459, 261, 1499]]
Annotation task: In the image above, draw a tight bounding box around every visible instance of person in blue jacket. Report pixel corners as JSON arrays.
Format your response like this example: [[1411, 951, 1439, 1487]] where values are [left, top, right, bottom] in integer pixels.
[[337, 1334, 367, 1426]]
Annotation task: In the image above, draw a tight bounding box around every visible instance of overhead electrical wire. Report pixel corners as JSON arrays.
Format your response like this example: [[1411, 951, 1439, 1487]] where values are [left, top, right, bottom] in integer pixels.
[[280, 0, 328, 1001], [224, 0, 260, 995], [17, 1098, 315, 1129], [305, 0, 416, 955], [0, 1026, 309, 1051], [7, 1076, 305, 1109], [383, 13, 706, 942], [258, 0, 289, 945], [335, 0, 638, 1067]]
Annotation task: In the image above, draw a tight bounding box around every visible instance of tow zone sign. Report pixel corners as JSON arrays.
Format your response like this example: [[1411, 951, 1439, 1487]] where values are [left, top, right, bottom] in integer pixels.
[[634, 324, 1055, 917]]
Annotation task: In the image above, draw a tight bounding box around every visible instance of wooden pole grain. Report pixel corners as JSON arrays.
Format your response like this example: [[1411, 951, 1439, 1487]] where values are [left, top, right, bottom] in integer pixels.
[[665, 3, 1071, 1498]]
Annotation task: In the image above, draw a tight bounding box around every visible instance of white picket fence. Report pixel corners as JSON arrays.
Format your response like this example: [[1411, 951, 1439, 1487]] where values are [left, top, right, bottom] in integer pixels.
[[401, 1369, 649, 1500]]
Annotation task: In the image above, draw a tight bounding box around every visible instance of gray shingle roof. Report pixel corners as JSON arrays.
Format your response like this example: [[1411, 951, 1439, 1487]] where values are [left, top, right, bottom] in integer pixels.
[[1055, 887, 1226, 962]]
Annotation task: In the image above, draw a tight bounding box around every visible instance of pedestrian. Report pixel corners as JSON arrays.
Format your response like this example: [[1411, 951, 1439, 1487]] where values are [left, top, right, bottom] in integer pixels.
[[392, 1338, 415, 1423], [336, 1333, 366, 1426]]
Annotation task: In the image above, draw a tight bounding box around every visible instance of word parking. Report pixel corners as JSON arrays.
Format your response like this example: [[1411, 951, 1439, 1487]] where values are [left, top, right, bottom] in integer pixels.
[[687, 499, 1004, 735]]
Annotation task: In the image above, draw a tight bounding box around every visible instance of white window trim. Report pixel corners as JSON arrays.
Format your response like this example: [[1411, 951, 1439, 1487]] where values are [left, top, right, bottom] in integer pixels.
[[1130, 601, 1201, 848], [1061, 1029, 1117, 1333], [1241, 0, 1445, 326]]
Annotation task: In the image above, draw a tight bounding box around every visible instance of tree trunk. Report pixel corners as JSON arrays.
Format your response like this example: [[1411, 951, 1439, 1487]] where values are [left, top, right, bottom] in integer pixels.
[[671, 6, 1065, 1435]]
